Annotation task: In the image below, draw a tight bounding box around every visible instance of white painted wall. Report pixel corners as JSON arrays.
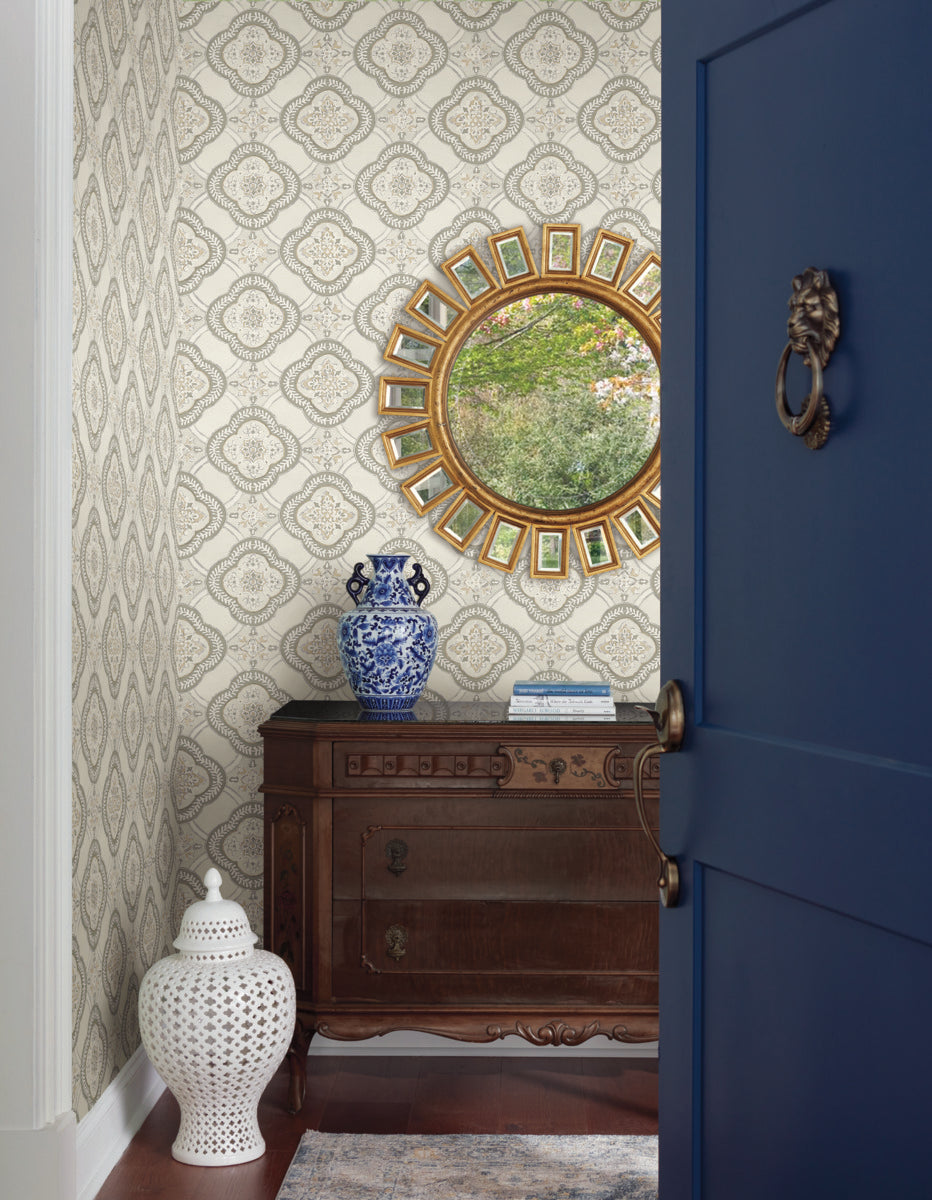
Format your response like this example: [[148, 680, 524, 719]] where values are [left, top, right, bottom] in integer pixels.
[[0, 1, 75, 1197]]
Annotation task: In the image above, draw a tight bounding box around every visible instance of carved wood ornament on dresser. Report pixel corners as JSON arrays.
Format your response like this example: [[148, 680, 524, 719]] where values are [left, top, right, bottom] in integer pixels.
[[260, 700, 660, 1111]]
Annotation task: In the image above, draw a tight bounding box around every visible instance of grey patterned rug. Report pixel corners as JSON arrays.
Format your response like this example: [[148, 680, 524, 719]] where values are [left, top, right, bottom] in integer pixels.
[[275, 1132, 658, 1199]]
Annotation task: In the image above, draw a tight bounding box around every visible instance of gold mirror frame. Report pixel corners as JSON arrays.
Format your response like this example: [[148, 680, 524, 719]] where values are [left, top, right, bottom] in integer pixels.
[[379, 225, 661, 577]]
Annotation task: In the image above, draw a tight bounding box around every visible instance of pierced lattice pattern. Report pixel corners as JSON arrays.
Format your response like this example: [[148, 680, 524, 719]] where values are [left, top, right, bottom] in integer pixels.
[[139, 949, 295, 1165], [182, 915, 251, 941]]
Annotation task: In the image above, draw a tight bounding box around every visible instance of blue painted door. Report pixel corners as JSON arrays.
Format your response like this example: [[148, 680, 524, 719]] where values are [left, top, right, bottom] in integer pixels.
[[661, 1, 932, 1195]]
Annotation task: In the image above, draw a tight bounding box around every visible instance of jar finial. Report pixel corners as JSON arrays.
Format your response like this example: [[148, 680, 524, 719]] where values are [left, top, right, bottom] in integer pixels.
[[204, 868, 223, 901]]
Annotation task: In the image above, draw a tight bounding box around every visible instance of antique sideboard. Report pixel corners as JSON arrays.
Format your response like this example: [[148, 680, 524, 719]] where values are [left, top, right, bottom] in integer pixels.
[[259, 699, 660, 1109]]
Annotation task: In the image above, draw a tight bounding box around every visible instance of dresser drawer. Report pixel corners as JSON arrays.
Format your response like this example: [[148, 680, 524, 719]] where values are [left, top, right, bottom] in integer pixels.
[[332, 737, 658, 792], [334, 817, 659, 902], [334, 739, 506, 789], [331, 899, 658, 1006], [497, 742, 658, 791]]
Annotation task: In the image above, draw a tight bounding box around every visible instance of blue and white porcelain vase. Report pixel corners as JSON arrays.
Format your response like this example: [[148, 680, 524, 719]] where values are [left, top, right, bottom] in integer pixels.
[[337, 554, 438, 712]]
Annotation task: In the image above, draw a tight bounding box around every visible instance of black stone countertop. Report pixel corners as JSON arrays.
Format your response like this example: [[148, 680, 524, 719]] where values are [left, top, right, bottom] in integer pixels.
[[263, 698, 651, 726]]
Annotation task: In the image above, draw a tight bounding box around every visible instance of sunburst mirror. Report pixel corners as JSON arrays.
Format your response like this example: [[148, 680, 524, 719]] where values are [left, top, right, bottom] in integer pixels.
[[379, 225, 661, 578]]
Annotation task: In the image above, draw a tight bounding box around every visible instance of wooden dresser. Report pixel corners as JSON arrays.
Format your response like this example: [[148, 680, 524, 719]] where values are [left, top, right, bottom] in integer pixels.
[[260, 700, 660, 1105]]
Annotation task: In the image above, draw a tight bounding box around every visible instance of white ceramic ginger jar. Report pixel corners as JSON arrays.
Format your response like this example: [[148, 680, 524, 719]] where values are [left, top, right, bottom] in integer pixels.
[[138, 868, 295, 1165]]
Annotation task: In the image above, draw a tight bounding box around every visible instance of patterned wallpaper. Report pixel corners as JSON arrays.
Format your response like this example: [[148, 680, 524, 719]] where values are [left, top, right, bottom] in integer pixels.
[[170, 0, 662, 922], [72, 0, 660, 1122], [73, 0, 185, 1120]]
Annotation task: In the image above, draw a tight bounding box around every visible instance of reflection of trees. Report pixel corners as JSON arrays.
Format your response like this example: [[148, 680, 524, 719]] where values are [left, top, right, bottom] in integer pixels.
[[448, 293, 659, 510]]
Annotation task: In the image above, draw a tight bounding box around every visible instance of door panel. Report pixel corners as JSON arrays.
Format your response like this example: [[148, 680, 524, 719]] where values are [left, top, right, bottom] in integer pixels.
[[684, 734, 932, 938], [699, 0, 931, 763], [663, 0, 932, 1194], [701, 868, 932, 1196]]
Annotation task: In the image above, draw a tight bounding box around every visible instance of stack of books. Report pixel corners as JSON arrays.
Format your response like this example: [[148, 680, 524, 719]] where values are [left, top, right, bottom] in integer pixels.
[[507, 680, 616, 721]]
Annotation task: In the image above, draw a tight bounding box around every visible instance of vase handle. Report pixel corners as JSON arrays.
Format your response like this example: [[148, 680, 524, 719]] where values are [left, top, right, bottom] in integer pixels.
[[345, 562, 368, 606], [408, 562, 431, 606]]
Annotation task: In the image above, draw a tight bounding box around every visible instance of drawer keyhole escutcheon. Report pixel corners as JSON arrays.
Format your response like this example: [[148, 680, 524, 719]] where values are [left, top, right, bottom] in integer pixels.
[[549, 757, 567, 785], [385, 924, 408, 960], [385, 838, 409, 876]]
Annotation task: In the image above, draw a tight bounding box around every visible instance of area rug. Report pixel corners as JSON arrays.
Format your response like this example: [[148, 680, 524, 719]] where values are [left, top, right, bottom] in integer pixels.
[[275, 1132, 658, 1199]]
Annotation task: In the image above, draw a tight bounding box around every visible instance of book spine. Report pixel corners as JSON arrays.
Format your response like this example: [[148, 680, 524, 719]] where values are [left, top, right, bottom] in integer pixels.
[[508, 702, 616, 714], [510, 696, 615, 709], [506, 710, 614, 720], [511, 681, 611, 696], [507, 713, 617, 722]]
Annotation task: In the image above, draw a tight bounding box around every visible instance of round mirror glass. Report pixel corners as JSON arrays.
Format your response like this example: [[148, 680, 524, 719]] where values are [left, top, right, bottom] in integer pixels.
[[446, 291, 659, 511]]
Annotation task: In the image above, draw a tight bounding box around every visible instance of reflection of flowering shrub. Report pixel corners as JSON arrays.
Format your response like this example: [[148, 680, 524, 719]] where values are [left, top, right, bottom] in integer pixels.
[[476, 292, 554, 335], [470, 297, 659, 423], [548, 234, 574, 271], [583, 320, 659, 425], [630, 262, 661, 305], [448, 292, 659, 510]]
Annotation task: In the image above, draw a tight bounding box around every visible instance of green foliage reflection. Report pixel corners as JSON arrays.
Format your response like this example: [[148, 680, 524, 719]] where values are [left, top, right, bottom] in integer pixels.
[[447, 292, 659, 511]]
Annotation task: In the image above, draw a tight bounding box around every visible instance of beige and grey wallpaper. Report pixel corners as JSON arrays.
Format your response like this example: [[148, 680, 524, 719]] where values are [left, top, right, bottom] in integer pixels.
[[73, 0, 660, 1121], [73, 0, 185, 1118]]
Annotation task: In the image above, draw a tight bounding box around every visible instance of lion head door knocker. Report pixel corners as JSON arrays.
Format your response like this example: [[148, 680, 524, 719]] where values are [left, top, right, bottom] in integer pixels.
[[774, 267, 841, 449]]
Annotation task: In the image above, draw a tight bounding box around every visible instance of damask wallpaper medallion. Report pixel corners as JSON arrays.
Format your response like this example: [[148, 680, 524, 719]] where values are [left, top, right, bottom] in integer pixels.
[[74, 0, 660, 1123]]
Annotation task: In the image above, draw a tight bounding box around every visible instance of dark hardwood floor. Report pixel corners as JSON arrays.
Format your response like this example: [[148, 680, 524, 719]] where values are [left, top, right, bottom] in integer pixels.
[[93, 1053, 658, 1200]]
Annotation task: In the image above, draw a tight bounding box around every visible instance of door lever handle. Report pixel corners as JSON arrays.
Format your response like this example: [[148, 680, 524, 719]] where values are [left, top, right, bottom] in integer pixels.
[[633, 679, 685, 908]]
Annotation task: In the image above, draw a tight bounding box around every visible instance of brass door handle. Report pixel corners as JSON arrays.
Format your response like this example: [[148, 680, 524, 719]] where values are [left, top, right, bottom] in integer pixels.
[[632, 679, 685, 908]]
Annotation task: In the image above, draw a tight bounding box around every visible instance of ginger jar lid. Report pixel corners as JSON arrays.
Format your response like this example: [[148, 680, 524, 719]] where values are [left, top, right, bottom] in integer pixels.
[[173, 868, 258, 958]]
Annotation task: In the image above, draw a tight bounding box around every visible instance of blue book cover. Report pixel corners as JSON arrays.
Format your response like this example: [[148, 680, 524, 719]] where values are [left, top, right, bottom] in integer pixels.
[[511, 680, 611, 696]]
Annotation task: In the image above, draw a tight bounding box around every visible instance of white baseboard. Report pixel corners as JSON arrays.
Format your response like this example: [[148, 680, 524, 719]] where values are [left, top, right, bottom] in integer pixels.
[[0, 1111, 76, 1200], [308, 1031, 658, 1057], [76, 1046, 165, 1200]]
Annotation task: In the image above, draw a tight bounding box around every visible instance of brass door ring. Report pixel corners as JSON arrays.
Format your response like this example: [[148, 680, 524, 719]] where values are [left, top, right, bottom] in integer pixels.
[[775, 334, 831, 448]]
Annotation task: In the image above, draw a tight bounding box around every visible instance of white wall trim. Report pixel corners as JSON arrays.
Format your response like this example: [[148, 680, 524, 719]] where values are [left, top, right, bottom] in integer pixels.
[[76, 1047, 166, 1200], [34, 0, 74, 1128], [0, 2, 74, 1190], [0, 1115, 77, 1200], [309, 1032, 659, 1057]]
